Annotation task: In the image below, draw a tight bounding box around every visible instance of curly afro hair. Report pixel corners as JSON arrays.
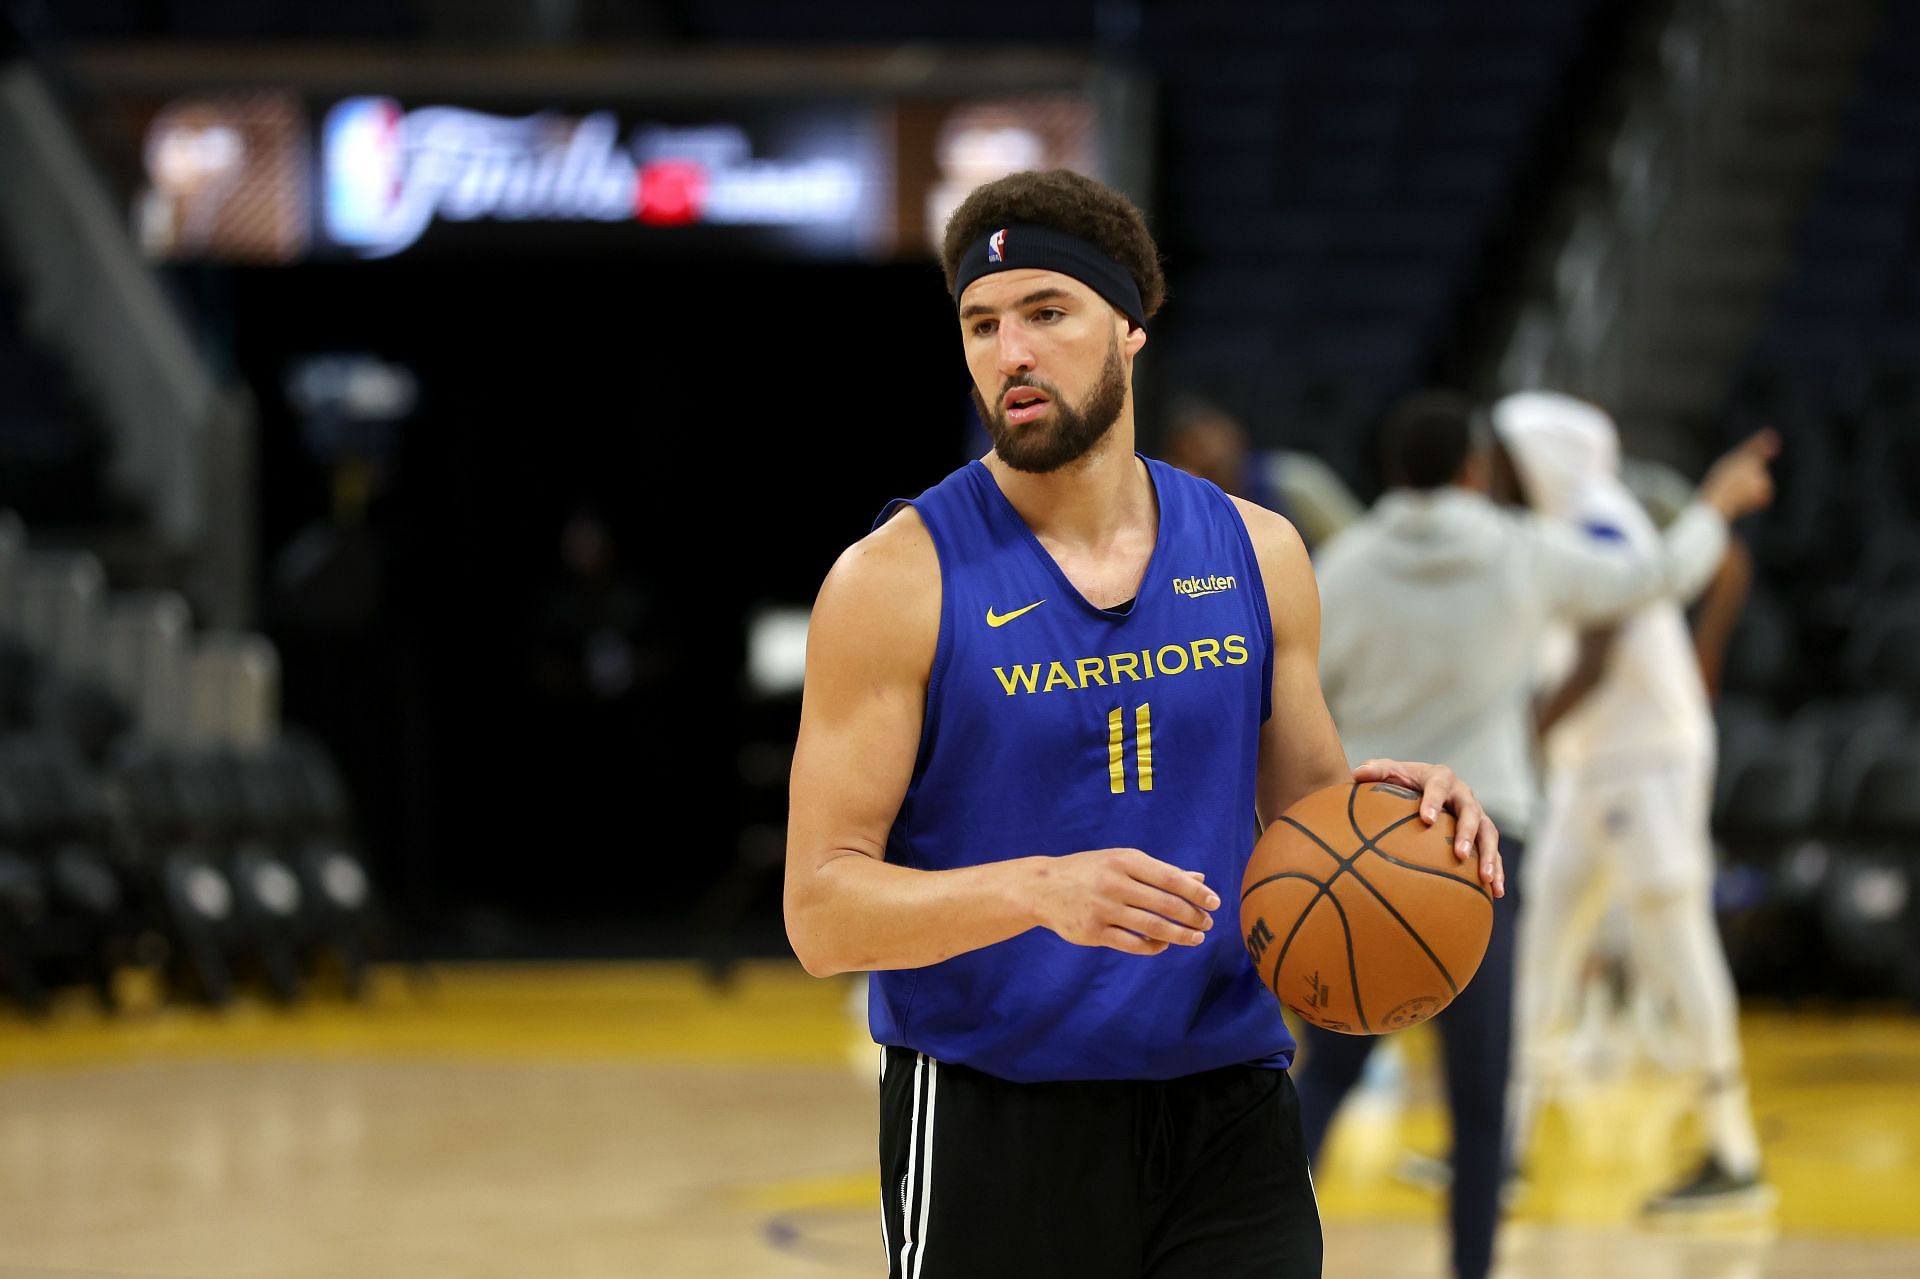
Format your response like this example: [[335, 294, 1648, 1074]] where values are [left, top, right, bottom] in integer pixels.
[[941, 169, 1166, 322]]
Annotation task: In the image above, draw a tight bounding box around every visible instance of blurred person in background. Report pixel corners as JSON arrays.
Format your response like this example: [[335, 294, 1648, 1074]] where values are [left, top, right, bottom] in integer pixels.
[[1511, 452, 1755, 1092], [1494, 391, 1772, 1215], [1161, 395, 1363, 549], [784, 169, 1503, 1279], [530, 505, 661, 707], [519, 504, 678, 904], [1299, 391, 1777, 1279], [1160, 395, 1290, 516]]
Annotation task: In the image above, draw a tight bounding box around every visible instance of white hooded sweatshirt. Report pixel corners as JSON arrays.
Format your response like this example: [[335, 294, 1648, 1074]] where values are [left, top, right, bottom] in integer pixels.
[[1315, 417, 1727, 837], [1492, 392, 1716, 775]]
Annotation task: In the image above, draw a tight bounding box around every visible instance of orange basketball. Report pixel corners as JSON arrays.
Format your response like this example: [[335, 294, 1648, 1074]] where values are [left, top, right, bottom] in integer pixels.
[[1239, 781, 1493, 1034]]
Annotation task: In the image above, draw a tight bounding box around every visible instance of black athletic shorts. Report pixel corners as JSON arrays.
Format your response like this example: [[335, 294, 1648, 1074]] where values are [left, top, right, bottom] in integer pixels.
[[878, 1046, 1323, 1278]]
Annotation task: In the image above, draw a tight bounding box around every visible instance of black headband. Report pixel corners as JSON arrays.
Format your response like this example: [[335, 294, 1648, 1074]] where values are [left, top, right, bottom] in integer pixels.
[[953, 223, 1147, 329]]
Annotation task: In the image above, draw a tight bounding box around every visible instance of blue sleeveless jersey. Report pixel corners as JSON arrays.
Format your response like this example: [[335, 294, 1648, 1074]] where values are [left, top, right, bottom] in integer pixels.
[[868, 456, 1295, 1082]]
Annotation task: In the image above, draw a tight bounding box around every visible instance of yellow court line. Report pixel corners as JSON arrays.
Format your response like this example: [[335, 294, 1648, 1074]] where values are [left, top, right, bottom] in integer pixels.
[[0, 961, 857, 1073]]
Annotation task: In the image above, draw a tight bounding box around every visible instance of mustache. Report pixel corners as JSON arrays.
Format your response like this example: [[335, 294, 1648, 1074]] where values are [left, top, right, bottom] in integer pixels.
[[999, 374, 1059, 402]]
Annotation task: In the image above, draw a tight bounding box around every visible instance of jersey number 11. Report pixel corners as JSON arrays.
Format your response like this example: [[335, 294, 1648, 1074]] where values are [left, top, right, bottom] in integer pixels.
[[1106, 703, 1153, 794]]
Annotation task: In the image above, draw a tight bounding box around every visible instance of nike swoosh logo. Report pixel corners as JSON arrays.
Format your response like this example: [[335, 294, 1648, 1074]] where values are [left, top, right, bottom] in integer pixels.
[[985, 599, 1046, 628]]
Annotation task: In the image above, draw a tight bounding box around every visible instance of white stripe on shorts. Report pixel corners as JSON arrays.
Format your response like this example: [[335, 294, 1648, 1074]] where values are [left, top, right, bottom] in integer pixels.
[[896, 1053, 940, 1278], [879, 1049, 892, 1263], [912, 1059, 939, 1279], [896, 1053, 925, 1276]]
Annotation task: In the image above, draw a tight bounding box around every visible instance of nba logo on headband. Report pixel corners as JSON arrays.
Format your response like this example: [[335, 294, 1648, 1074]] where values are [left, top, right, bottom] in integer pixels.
[[955, 222, 1147, 329]]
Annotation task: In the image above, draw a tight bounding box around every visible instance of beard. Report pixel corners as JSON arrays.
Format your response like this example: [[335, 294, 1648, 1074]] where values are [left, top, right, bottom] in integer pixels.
[[973, 334, 1128, 475]]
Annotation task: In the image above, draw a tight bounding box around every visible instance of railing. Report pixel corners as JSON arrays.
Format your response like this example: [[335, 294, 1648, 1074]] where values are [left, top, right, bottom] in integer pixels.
[[0, 61, 253, 627], [1493, 0, 1862, 450]]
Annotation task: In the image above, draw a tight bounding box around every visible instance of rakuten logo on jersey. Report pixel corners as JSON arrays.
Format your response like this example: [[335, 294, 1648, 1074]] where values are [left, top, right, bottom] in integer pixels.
[[321, 97, 861, 257]]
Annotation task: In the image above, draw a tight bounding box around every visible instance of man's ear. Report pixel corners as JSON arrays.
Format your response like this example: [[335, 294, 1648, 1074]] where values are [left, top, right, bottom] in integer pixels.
[[1124, 320, 1147, 358]]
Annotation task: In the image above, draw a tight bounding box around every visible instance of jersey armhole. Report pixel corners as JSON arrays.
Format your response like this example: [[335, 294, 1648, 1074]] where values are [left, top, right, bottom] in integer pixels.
[[1212, 487, 1278, 725]]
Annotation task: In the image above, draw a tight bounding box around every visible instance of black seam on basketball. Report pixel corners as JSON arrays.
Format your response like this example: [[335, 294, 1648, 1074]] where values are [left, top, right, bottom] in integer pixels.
[[1258, 816, 1365, 1003], [1345, 863, 1460, 996], [1370, 810, 1424, 843], [1345, 784, 1487, 903], [1267, 890, 1323, 1001], [1240, 869, 1326, 902], [1276, 815, 1359, 875], [1272, 815, 1355, 904], [1360, 844, 1496, 905], [1243, 861, 1334, 992], [1321, 887, 1370, 1033], [1346, 781, 1425, 847]]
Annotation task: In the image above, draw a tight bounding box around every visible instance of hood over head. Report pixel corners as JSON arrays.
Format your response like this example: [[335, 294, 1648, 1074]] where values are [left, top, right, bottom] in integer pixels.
[[1490, 391, 1621, 519]]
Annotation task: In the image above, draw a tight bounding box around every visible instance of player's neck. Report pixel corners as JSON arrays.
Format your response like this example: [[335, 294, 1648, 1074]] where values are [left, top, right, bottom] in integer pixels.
[[984, 413, 1152, 551]]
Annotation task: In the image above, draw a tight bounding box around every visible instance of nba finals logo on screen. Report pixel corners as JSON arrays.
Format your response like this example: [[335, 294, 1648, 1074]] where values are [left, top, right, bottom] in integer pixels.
[[322, 97, 638, 257], [322, 97, 407, 252], [320, 97, 863, 258]]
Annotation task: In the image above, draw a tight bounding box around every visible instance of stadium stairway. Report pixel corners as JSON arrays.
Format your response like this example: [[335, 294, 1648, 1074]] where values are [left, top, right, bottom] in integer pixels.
[[1497, 0, 1879, 465]]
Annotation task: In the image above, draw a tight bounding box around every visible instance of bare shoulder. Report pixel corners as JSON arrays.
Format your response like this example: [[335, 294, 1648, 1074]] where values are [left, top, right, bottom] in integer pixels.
[[810, 506, 941, 680], [1227, 496, 1313, 585], [822, 505, 939, 605]]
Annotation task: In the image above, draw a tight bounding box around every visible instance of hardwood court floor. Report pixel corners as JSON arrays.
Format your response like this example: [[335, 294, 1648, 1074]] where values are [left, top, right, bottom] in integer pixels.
[[0, 963, 1915, 1278]]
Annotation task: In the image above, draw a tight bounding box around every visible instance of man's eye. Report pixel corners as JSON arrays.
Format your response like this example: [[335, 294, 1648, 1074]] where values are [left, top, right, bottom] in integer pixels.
[[1034, 308, 1062, 322], [972, 320, 997, 337]]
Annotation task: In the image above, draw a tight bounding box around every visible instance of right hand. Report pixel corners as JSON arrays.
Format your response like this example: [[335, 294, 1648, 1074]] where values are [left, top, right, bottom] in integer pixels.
[[1029, 848, 1219, 955], [1698, 429, 1781, 520]]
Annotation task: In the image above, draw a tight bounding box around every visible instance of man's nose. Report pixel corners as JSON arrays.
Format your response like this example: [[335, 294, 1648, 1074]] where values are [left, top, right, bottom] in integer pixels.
[[995, 325, 1036, 378]]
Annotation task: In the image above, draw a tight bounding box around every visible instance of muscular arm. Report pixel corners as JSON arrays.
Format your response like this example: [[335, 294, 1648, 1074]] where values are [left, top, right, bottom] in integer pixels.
[[783, 512, 1039, 976], [783, 510, 1218, 977], [1231, 498, 1353, 824]]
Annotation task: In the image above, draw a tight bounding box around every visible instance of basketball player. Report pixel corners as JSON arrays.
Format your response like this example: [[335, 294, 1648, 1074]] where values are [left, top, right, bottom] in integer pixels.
[[1296, 393, 1776, 1279], [1494, 391, 1771, 1213], [783, 170, 1504, 1279]]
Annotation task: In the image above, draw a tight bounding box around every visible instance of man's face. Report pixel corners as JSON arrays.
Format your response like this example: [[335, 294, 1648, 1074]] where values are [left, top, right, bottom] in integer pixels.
[[958, 269, 1145, 474]]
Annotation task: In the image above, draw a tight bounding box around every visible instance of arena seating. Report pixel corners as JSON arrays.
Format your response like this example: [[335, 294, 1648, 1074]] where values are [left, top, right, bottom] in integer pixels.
[[0, 509, 379, 1014], [1704, 5, 1920, 999], [1137, 0, 1608, 488], [1725, 4, 1920, 606]]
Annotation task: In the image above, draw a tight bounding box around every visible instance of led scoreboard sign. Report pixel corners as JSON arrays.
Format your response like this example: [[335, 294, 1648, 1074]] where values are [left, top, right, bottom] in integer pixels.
[[320, 98, 880, 257], [119, 86, 1103, 264]]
